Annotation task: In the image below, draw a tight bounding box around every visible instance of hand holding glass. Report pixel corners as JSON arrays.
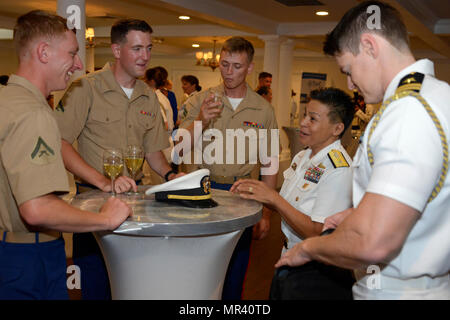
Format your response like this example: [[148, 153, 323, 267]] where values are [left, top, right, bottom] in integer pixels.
[[125, 145, 144, 194], [103, 149, 123, 197]]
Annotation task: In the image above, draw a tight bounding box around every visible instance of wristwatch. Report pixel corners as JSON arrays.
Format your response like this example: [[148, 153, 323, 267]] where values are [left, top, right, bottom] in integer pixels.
[[164, 170, 176, 181]]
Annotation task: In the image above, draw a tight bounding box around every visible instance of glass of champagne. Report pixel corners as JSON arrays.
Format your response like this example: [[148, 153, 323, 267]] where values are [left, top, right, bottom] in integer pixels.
[[209, 89, 224, 128], [209, 89, 224, 109], [103, 149, 124, 197], [125, 145, 145, 195]]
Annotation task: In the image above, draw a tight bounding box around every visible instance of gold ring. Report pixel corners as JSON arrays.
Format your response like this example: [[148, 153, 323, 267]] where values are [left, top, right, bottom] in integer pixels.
[[248, 187, 253, 193]]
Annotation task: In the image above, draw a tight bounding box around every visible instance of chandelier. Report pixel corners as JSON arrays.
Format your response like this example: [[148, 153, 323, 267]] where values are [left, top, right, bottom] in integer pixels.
[[195, 40, 220, 71]]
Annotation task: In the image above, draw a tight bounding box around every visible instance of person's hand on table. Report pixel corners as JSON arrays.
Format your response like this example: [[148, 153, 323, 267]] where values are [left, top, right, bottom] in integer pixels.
[[230, 179, 279, 208], [100, 176, 137, 193], [99, 197, 133, 230]]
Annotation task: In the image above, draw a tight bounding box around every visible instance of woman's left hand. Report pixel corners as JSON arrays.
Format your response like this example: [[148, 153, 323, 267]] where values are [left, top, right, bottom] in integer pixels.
[[230, 179, 278, 207]]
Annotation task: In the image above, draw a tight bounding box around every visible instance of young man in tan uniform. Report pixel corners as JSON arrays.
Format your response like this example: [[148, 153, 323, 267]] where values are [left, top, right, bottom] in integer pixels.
[[53, 19, 181, 300], [0, 10, 131, 300], [178, 37, 279, 299]]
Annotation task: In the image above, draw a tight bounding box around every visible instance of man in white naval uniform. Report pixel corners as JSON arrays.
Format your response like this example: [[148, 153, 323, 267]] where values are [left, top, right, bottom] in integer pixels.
[[275, 1, 450, 299]]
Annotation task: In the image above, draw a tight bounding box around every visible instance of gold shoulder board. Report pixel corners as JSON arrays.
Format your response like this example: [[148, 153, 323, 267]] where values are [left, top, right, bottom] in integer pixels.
[[328, 149, 349, 168]]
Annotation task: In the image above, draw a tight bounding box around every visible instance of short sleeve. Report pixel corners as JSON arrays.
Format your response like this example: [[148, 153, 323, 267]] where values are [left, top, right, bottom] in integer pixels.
[[3, 110, 69, 205], [143, 94, 170, 153], [366, 97, 443, 211], [53, 78, 92, 143], [179, 93, 204, 129]]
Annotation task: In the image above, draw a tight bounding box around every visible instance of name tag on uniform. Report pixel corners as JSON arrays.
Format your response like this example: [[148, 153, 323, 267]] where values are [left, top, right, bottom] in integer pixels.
[[304, 166, 324, 184]]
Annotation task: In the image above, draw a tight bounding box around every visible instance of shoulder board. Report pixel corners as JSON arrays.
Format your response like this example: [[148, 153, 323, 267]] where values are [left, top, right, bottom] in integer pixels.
[[327, 149, 349, 168], [395, 72, 424, 95]]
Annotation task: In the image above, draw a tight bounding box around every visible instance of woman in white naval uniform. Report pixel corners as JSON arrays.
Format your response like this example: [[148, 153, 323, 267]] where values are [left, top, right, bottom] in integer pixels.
[[232, 88, 356, 299]]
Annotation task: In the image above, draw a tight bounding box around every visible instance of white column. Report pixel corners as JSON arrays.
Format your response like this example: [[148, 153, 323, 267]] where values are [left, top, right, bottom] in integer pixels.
[[259, 35, 295, 187], [86, 46, 95, 73], [258, 35, 281, 107], [277, 38, 295, 160]]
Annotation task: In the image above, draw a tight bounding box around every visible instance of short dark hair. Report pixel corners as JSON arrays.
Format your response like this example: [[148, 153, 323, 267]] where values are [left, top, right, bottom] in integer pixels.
[[145, 66, 168, 89], [258, 72, 272, 80], [111, 19, 153, 45], [221, 37, 255, 63], [256, 86, 270, 96], [323, 1, 409, 56], [181, 75, 201, 92], [309, 87, 355, 138], [14, 10, 72, 56]]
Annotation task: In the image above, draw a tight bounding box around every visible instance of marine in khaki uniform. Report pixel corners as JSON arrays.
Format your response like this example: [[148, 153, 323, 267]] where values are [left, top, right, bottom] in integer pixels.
[[53, 19, 182, 300], [178, 37, 278, 300], [180, 83, 278, 180], [0, 10, 131, 300], [54, 62, 169, 178]]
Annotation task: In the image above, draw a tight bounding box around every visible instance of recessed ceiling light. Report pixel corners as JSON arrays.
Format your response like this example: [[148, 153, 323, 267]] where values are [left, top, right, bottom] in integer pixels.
[[192, 44, 200, 48], [316, 11, 329, 16], [179, 15, 190, 20]]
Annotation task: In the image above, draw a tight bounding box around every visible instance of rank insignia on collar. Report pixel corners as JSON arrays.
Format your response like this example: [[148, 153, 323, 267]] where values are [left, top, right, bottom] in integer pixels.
[[304, 166, 324, 184], [31, 136, 55, 165]]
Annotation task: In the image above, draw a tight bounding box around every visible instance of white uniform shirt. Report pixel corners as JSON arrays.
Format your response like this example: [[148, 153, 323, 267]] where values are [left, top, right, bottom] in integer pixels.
[[352, 59, 450, 299], [280, 140, 353, 251]]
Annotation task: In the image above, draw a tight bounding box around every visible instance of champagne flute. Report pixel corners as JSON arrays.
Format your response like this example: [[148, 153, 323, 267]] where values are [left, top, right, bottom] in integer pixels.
[[103, 149, 124, 197], [125, 145, 144, 195], [209, 89, 223, 128]]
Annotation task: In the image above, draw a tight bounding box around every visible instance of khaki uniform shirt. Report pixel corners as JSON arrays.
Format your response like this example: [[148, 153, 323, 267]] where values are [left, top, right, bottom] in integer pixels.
[[0, 75, 69, 232], [53, 63, 170, 176], [179, 83, 279, 178]]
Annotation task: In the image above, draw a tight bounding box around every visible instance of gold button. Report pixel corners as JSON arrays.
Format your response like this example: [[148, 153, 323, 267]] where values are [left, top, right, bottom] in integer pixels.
[[295, 197, 299, 201]]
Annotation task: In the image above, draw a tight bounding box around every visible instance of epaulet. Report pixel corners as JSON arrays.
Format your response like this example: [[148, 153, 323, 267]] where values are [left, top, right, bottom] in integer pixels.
[[327, 149, 349, 168], [395, 72, 424, 95]]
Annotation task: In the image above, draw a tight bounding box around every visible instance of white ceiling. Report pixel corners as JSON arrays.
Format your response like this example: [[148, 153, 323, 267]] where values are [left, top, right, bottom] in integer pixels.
[[0, 0, 449, 58]]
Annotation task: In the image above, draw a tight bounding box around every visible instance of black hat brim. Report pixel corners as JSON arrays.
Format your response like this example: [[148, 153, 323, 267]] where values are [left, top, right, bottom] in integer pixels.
[[158, 198, 218, 208]]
